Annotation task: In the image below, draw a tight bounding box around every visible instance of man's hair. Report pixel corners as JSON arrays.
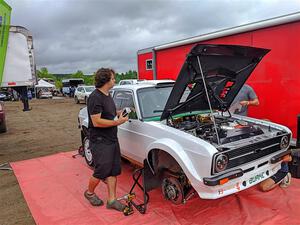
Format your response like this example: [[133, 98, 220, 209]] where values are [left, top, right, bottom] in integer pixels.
[[94, 68, 115, 88]]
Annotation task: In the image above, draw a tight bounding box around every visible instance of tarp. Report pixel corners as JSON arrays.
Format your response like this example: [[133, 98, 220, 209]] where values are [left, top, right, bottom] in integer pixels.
[[35, 79, 55, 88], [11, 151, 300, 225]]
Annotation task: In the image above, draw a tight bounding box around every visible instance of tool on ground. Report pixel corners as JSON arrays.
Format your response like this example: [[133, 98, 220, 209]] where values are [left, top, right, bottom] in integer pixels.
[[118, 168, 149, 216]]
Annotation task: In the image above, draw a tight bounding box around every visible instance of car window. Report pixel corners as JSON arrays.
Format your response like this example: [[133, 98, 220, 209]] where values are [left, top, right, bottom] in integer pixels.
[[137, 86, 172, 119], [77, 87, 82, 92], [119, 81, 132, 85], [85, 87, 95, 92], [113, 90, 137, 119]]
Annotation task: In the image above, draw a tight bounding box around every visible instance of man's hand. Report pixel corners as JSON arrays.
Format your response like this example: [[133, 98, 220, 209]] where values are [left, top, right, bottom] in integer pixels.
[[117, 113, 128, 125], [240, 100, 249, 106], [240, 98, 259, 107]]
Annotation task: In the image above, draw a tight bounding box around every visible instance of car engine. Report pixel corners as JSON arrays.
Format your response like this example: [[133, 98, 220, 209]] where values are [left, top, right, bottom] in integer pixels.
[[170, 114, 267, 145]]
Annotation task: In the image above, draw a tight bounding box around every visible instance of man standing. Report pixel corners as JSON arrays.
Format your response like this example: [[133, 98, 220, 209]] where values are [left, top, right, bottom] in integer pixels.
[[231, 84, 259, 116], [84, 68, 128, 212]]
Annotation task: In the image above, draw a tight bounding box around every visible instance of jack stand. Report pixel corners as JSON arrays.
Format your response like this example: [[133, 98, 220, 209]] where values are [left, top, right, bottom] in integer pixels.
[[72, 145, 84, 158], [0, 163, 12, 171], [119, 168, 149, 216]]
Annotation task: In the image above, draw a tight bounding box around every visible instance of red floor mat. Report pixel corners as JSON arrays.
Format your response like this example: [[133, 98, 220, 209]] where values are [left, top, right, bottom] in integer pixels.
[[11, 151, 300, 225]]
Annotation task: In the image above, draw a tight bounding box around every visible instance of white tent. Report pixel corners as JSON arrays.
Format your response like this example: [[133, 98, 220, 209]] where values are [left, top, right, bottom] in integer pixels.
[[35, 79, 55, 88]]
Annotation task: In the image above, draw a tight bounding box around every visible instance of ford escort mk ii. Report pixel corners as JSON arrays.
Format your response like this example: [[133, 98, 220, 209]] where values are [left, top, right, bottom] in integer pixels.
[[78, 44, 291, 204]]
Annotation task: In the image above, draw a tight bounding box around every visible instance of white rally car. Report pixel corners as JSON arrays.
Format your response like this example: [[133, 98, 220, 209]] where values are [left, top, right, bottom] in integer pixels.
[[78, 44, 291, 203]]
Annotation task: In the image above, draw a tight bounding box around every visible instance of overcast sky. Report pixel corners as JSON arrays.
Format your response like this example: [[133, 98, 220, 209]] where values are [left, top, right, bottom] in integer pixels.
[[6, 0, 300, 74]]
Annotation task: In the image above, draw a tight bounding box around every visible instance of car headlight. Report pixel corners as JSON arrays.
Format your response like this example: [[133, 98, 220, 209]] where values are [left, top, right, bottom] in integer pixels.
[[215, 154, 229, 173], [280, 135, 289, 149]]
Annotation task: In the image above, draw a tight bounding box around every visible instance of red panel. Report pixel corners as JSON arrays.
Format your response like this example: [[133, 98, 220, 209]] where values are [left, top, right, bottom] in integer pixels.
[[248, 22, 300, 137], [137, 52, 153, 79], [151, 22, 300, 137]]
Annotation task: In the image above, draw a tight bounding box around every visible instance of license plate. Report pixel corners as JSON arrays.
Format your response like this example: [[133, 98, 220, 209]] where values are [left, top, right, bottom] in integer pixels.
[[248, 171, 265, 185]]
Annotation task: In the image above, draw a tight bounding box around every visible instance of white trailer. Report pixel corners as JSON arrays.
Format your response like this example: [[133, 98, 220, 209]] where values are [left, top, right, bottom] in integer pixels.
[[0, 26, 36, 87]]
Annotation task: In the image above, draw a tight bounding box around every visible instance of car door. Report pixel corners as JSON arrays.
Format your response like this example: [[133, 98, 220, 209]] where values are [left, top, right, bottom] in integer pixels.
[[81, 87, 86, 101], [76, 87, 82, 100], [113, 90, 152, 164]]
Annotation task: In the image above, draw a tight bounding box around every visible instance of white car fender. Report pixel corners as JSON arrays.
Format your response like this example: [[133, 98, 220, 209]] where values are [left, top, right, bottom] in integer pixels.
[[146, 138, 201, 181]]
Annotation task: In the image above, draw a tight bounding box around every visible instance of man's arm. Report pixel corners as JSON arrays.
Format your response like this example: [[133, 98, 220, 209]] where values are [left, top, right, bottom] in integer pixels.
[[240, 98, 259, 107], [91, 113, 128, 128]]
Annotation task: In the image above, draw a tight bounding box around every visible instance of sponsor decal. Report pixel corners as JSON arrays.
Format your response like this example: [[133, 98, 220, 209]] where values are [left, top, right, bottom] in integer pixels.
[[235, 182, 240, 191], [249, 172, 265, 185]]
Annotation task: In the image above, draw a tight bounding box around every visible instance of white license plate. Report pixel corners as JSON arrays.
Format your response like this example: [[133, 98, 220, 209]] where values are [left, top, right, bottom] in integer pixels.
[[248, 171, 266, 185]]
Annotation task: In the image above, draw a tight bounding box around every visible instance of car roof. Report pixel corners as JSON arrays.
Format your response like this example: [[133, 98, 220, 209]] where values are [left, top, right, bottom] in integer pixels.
[[113, 79, 174, 91], [77, 85, 95, 88]]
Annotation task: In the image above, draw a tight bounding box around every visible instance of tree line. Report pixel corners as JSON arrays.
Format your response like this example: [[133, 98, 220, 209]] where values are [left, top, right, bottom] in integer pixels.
[[37, 67, 138, 88]]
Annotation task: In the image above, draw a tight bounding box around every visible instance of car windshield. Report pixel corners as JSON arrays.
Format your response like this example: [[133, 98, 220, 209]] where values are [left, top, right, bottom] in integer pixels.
[[137, 86, 172, 119], [85, 87, 95, 92]]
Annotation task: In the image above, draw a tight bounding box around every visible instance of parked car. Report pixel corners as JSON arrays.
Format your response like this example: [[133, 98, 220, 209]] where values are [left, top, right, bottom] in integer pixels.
[[74, 86, 95, 104], [119, 79, 139, 85], [0, 101, 7, 133], [37, 89, 53, 99], [78, 44, 291, 203], [0, 91, 13, 101]]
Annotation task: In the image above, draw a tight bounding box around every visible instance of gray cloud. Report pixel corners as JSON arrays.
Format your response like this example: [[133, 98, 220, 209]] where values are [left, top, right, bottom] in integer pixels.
[[6, 0, 300, 74]]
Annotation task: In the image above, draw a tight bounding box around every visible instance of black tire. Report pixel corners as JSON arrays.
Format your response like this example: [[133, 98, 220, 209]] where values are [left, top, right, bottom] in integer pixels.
[[0, 120, 7, 133], [83, 137, 94, 167], [75, 96, 79, 104]]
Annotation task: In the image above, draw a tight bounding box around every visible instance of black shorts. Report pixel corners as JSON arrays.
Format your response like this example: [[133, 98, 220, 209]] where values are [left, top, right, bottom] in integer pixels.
[[270, 170, 288, 184], [90, 137, 121, 180]]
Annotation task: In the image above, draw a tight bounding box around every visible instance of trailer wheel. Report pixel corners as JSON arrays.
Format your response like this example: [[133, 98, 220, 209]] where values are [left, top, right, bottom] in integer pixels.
[[83, 137, 94, 167]]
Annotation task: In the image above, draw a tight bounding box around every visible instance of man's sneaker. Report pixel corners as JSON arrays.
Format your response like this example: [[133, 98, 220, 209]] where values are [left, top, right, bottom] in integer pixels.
[[280, 172, 291, 188], [106, 199, 126, 212], [84, 190, 104, 206]]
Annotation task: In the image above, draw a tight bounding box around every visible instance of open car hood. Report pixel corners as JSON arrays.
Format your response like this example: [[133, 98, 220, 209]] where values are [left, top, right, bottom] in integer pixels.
[[160, 44, 270, 121]]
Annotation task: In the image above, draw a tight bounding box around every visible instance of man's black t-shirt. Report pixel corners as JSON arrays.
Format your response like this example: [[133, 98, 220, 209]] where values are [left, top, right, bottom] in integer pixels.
[[87, 88, 117, 142]]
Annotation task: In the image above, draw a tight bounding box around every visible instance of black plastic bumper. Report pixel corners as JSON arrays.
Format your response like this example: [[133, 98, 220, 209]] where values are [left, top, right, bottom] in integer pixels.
[[203, 169, 244, 186], [270, 149, 291, 164]]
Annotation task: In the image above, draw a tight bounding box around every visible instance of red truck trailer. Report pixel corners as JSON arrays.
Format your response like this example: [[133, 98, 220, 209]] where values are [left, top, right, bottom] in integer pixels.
[[137, 12, 300, 139]]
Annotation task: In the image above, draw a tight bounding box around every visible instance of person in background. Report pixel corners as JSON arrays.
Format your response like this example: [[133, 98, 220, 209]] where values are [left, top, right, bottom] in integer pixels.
[[232, 84, 292, 191], [13, 86, 31, 111], [84, 68, 128, 212], [231, 84, 259, 116], [259, 155, 292, 191]]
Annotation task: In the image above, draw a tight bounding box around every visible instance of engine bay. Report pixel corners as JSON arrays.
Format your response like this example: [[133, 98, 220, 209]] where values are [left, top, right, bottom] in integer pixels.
[[168, 113, 275, 145]]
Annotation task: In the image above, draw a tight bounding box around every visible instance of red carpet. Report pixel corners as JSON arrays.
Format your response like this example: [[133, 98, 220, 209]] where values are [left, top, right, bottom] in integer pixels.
[[11, 151, 300, 225]]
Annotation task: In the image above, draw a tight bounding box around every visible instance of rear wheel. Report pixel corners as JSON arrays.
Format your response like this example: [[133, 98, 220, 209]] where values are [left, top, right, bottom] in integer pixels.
[[83, 137, 94, 167]]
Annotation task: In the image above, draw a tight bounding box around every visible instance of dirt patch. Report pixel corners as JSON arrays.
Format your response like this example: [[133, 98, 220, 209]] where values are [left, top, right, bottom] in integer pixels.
[[0, 98, 84, 225]]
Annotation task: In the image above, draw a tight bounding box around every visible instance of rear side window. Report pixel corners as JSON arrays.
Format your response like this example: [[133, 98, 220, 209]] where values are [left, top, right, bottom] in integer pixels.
[[113, 91, 135, 110]]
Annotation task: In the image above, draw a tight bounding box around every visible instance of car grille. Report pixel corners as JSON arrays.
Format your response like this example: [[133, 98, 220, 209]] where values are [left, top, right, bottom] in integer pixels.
[[213, 134, 290, 174]]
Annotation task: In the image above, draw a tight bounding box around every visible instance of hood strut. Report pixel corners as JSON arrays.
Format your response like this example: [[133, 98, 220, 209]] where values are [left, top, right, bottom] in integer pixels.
[[197, 56, 220, 146]]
